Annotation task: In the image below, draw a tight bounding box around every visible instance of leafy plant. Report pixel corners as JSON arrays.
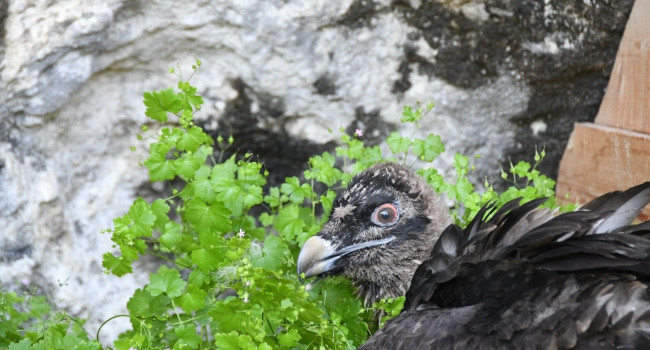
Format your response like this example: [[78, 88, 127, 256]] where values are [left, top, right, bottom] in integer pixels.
[[2, 62, 568, 349], [0, 290, 100, 350]]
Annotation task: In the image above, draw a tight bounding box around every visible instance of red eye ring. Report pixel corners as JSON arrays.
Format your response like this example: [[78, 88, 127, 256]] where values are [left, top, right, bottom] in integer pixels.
[[371, 203, 399, 227]]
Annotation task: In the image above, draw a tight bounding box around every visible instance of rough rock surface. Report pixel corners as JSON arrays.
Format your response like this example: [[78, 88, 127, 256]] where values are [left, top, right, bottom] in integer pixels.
[[0, 0, 633, 343]]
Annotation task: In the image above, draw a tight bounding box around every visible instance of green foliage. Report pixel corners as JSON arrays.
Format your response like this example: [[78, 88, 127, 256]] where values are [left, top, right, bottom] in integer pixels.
[[2, 62, 571, 349], [0, 290, 101, 349]]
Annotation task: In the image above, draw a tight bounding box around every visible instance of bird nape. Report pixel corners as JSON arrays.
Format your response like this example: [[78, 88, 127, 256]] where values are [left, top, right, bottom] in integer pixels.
[[297, 162, 650, 349]]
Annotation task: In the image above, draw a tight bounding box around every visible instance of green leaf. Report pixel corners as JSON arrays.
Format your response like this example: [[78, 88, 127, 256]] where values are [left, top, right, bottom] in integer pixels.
[[184, 198, 232, 233], [188, 269, 210, 286], [147, 266, 187, 298], [191, 248, 221, 271], [8, 339, 32, 350], [151, 199, 170, 229], [27, 296, 50, 318], [126, 198, 156, 237], [251, 235, 288, 270], [175, 153, 202, 179], [143, 88, 183, 122], [275, 206, 305, 242], [401, 105, 423, 123], [263, 187, 281, 208], [214, 332, 257, 350], [127, 288, 170, 318], [178, 284, 207, 312], [145, 144, 177, 181], [412, 133, 444, 162], [178, 81, 205, 111], [102, 252, 133, 276], [174, 324, 202, 349], [193, 178, 216, 204], [280, 177, 312, 204], [177, 127, 209, 152], [159, 221, 182, 248], [242, 185, 264, 209], [213, 178, 242, 203], [306, 152, 341, 187], [277, 329, 301, 347], [386, 132, 410, 154], [258, 212, 274, 227]]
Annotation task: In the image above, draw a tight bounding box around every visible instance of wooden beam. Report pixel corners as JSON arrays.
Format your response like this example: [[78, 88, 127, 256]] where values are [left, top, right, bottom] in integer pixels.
[[557, 1, 650, 220], [557, 122, 650, 220], [594, 0, 650, 134]]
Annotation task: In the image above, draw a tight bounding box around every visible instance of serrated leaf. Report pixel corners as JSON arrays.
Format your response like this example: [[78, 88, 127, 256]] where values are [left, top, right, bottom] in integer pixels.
[[242, 185, 263, 208], [145, 151, 177, 181], [213, 178, 242, 203], [412, 134, 444, 162], [8, 339, 32, 350], [178, 284, 207, 312], [214, 332, 257, 350], [307, 152, 342, 187], [211, 156, 238, 180], [159, 221, 182, 248], [184, 198, 232, 233], [174, 324, 202, 349], [177, 126, 209, 152], [386, 132, 410, 154], [277, 329, 301, 347], [102, 252, 133, 276], [275, 206, 305, 242], [143, 88, 183, 122], [151, 198, 170, 229], [188, 269, 210, 286], [175, 153, 201, 179], [280, 177, 312, 204], [127, 288, 170, 318], [147, 266, 187, 298], [263, 187, 281, 208], [251, 235, 288, 270], [193, 178, 217, 203], [27, 296, 50, 318], [258, 212, 274, 227], [191, 248, 221, 271], [128, 198, 156, 237]]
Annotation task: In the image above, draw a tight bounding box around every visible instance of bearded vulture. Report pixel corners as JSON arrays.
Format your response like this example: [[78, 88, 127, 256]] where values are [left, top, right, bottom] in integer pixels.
[[297, 162, 650, 349]]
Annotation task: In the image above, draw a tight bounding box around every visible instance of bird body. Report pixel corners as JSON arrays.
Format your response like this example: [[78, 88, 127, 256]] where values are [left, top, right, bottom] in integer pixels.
[[297, 162, 650, 349]]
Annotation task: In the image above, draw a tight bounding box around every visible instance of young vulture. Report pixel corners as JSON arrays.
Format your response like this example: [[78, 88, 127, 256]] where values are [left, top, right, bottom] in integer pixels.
[[297, 162, 650, 349]]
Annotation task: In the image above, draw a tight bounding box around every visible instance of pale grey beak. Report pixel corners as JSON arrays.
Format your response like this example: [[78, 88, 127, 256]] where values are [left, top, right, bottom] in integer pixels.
[[297, 236, 336, 279], [297, 235, 396, 279]]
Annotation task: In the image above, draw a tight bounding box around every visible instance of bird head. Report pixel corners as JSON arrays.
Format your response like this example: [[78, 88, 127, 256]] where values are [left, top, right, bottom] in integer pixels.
[[297, 162, 452, 305]]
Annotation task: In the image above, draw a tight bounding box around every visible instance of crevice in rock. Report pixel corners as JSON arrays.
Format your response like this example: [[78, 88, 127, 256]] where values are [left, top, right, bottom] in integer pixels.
[[201, 78, 336, 188]]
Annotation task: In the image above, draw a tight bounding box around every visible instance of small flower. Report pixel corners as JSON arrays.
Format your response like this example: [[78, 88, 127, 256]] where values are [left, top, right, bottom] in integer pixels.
[[245, 281, 251, 287], [238, 229, 245, 238], [354, 128, 363, 137], [243, 297, 249, 303]]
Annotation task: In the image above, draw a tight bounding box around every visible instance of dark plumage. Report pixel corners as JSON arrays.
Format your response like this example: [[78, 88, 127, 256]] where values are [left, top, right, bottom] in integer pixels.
[[297, 162, 650, 349]]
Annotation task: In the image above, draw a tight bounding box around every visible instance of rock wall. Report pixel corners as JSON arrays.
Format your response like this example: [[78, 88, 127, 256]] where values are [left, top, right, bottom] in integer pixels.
[[0, 0, 633, 343]]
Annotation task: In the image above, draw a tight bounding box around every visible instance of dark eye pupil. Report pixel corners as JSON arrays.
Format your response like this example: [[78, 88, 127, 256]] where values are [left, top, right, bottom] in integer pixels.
[[371, 203, 399, 226]]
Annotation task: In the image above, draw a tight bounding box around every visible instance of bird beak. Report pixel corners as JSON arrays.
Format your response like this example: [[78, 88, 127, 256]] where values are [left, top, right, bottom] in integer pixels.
[[297, 236, 337, 279], [297, 235, 396, 279]]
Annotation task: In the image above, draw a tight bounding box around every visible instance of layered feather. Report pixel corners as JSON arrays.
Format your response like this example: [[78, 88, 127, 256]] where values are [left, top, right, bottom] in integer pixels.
[[362, 182, 650, 349]]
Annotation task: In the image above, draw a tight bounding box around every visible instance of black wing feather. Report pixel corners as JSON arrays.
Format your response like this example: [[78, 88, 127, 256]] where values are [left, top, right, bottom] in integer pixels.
[[364, 182, 650, 349]]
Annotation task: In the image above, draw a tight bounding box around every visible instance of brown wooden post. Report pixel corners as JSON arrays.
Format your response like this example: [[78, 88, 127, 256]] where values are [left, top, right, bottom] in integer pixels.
[[556, 0, 650, 219]]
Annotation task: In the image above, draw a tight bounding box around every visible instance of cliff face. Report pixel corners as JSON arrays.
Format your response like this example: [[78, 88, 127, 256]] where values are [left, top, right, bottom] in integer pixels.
[[0, 0, 633, 342]]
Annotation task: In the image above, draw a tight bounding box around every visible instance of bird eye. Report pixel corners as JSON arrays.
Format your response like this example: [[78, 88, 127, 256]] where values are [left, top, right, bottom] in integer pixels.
[[371, 203, 399, 227]]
